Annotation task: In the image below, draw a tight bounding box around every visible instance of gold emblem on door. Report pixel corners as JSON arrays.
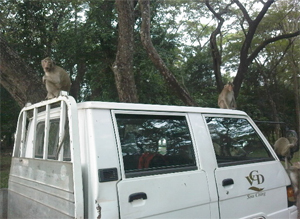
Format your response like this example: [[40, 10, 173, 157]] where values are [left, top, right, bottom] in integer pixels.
[[245, 170, 264, 191]]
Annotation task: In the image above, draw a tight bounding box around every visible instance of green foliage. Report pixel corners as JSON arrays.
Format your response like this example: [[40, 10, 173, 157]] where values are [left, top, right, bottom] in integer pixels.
[[181, 47, 218, 107], [0, 86, 20, 150], [0, 0, 299, 143]]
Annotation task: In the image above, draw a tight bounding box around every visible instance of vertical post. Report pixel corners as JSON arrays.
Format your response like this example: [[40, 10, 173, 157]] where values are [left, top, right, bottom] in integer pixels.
[[31, 108, 38, 158], [19, 111, 27, 157], [43, 105, 50, 159], [57, 101, 66, 161], [67, 97, 84, 217], [12, 114, 22, 157]]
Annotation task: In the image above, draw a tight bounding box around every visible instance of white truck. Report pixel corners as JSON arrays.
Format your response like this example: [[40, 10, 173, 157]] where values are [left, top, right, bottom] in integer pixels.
[[0, 93, 298, 218]]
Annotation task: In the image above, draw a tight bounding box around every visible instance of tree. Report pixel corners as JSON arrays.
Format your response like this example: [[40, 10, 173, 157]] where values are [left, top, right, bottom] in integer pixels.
[[112, 0, 139, 103], [289, 41, 300, 146], [205, 0, 300, 96], [0, 35, 46, 106], [249, 0, 300, 140], [0, 0, 298, 115], [278, 0, 300, 143], [182, 48, 217, 107], [0, 85, 20, 149], [83, 0, 118, 101], [233, 0, 300, 97], [139, 0, 198, 106], [205, 0, 233, 92]]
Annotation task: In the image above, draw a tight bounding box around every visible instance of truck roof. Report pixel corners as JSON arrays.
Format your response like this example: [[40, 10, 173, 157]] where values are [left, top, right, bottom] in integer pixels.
[[77, 101, 247, 116]]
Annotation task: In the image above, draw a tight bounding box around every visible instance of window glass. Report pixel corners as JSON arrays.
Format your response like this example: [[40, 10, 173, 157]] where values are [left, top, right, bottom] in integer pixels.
[[62, 130, 71, 161], [48, 121, 60, 159], [35, 122, 45, 158], [116, 114, 197, 177], [205, 117, 274, 167], [35, 119, 70, 161]]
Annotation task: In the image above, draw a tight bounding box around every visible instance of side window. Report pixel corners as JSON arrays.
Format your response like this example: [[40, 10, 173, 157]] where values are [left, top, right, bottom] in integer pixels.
[[205, 117, 274, 167], [116, 114, 197, 177], [35, 119, 70, 161], [48, 121, 60, 159], [35, 122, 45, 158]]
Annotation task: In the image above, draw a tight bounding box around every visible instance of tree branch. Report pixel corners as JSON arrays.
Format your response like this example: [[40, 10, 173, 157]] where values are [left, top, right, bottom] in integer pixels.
[[253, 0, 274, 25], [205, 0, 233, 92], [233, 0, 252, 23], [233, 0, 275, 97], [248, 30, 300, 64], [0, 36, 46, 106], [139, 0, 198, 106]]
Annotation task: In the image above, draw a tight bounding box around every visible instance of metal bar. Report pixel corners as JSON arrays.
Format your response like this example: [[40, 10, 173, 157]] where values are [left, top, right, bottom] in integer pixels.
[[20, 111, 27, 157], [43, 104, 50, 159], [66, 97, 84, 218], [57, 101, 66, 161], [31, 108, 38, 158]]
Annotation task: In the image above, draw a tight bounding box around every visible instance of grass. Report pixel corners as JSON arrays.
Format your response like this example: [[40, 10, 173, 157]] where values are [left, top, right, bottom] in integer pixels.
[[0, 149, 12, 188]]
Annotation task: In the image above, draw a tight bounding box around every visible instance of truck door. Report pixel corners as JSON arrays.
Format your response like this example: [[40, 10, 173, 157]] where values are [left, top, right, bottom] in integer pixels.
[[205, 116, 291, 218], [113, 112, 211, 219]]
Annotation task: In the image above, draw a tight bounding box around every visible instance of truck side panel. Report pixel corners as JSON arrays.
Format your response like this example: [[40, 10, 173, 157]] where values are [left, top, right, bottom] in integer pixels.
[[78, 109, 121, 218], [8, 158, 75, 218], [7, 95, 84, 218]]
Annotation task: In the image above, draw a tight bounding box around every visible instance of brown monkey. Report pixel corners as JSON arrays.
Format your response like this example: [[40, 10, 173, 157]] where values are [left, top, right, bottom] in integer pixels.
[[274, 137, 297, 168], [287, 162, 300, 196], [41, 57, 71, 99], [218, 82, 237, 109], [274, 136, 299, 195]]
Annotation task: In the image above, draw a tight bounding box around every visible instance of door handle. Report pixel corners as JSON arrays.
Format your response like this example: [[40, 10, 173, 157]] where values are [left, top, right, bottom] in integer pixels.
[[129, 192, 147, 203], [222, 178, 234, 186]]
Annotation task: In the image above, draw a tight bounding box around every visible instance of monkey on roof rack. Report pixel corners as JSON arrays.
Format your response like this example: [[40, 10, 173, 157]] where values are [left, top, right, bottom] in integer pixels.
[[41, 57, 71, 100]]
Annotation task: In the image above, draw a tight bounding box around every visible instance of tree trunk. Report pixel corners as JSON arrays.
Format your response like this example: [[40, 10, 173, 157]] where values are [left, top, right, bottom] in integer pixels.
[[112, 0, 138, 103], [70, 59, 86, 101], [205, 0, 232, 93], [290, 44, 300, 147], [210, 31, 223, 93], [139, 0, 198, 106], [0, 36, 46, 107], [232, 0, 274, 98]]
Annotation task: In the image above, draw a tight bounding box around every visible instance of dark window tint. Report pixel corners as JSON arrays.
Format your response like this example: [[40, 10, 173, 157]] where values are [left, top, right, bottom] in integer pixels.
[[205, 117, 274, 167], [116, 114, 197, 177], [35, 119, 70, 161]]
